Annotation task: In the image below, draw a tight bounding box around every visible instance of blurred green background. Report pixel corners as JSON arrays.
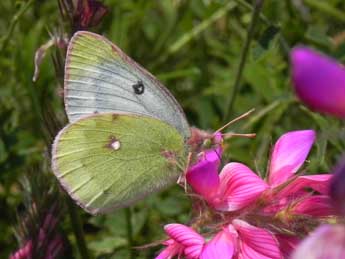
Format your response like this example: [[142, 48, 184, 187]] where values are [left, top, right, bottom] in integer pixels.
[[1, 0, 345, 258]]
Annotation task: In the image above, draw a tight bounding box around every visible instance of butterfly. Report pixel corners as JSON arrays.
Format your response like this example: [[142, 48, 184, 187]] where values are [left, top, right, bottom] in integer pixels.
[[52, 31, 223, 215]]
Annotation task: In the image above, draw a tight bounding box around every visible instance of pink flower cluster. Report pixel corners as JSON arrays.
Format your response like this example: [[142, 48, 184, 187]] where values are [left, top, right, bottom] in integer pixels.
[[9, 212, 65, 259], [156, 130, 335, 258], [289, 47, 345, 258]]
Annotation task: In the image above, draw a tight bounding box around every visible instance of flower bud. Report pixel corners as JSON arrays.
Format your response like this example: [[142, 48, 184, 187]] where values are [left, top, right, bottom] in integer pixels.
[[291, 47, 345, 118]]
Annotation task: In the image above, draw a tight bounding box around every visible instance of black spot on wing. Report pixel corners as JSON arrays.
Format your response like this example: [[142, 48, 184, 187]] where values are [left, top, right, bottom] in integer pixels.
[[132, 80, 145, 95]]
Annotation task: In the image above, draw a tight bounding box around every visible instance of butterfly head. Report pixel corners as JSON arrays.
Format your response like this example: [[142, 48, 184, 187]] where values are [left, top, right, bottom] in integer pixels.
[[187, 109, 257, 157], [187, 127, 223, 155]]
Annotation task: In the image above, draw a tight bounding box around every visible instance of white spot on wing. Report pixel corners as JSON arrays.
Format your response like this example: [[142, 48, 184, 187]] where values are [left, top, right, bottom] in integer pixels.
[[111, 140, 121, 150]]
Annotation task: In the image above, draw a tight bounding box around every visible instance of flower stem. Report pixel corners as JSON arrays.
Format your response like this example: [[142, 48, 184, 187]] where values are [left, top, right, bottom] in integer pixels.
[[223, 0, 265, 122], [66, 197, 91, 259], [0, 0, 33, 51], [234, 0, 290, 57], [125, 208, 134, 259]]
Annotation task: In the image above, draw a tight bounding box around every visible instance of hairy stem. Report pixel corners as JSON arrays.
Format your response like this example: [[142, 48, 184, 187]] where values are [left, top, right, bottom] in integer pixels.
[[224, 0, 265, 122], [125, 208, 134, 259], [66, 197, 91, 259]]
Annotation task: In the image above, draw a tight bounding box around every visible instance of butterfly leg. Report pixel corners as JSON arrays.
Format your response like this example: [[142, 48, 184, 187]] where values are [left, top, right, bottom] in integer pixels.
[[177, 152, 192, 192]]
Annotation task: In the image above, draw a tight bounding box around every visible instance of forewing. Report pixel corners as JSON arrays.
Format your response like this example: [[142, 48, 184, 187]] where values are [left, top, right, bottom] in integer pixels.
[[64, 31, 190, 139], [52, 113, 186, 214]]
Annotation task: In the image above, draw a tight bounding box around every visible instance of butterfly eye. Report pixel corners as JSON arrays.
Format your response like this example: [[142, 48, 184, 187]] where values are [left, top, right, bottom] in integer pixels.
[[202, 138, 212, 149], [132, 80, 145, 95]]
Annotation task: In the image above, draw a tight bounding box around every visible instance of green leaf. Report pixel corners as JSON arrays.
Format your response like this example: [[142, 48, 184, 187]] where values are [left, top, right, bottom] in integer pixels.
[[89, 236, 127, 255]]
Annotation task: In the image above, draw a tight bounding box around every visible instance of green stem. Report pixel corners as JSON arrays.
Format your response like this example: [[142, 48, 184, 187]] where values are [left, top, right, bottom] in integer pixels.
[[234, 0, 290, 57], [0, 0, 33, 51], [223, 0, 264, 122], [125, 208, 134, 259], [234, 0, 268, 24], [66, 197, 91, 259]]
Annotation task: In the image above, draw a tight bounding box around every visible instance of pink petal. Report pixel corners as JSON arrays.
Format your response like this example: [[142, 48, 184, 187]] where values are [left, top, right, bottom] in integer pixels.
[[277, 174, 331, 198], [268, 130, 316, 187], [292, 225, 345, 259], [233, 219, 282, 259], [186, 149, 221, 201], [275, 234, 300, 258], [155, 240, 183, 259], [292, 195, 336, 217], [215, 163, 268, 211], [164, 224, 204, 258], [200, 229, 235, 259], [10, 241, 33, 259]]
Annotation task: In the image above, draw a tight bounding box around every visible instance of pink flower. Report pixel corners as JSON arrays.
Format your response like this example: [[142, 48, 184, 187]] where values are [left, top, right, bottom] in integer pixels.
[[9, 210, 66, 259], [186, 148, 222, 203], [58, 0, 108, 30], [291, 46, 345, 118], [186, 151, 268, 212], [167, 220, 283, 259], [232, 220, 282, 259], [155, 224, 205, 259], [267, 130, 316, 187], [156, 220, 283, 259], [9, 241, 33, 259], [9, 229, 65, 259], [215, 162, 269, 211], [290, 195, 336, 217], [73, 0, 108, 29], [263, 130, 333, 218], [292, 224, 345, 259], [187, 129, 332, 217], [200, 226, 236, 259], [157, 130, 336, 258]]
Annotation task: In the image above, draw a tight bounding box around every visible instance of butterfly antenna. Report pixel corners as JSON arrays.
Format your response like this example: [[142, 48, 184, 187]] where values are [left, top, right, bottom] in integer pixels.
[[222, 132, 256, 139], [214, 108, 255, 134]]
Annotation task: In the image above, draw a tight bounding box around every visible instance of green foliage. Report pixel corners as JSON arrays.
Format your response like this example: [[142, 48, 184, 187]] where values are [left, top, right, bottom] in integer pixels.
[[1, 0, 345, 258]]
